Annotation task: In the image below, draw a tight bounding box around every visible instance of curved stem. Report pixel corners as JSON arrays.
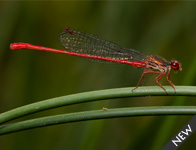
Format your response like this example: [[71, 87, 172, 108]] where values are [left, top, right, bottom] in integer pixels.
[[0, 86, 195, 124], [0, 106, 196, 136]]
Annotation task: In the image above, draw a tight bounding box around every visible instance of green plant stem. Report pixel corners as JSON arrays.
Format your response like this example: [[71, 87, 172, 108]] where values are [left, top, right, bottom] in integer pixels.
[[0, 106, 195, 136], [0, 86, 196, 124]]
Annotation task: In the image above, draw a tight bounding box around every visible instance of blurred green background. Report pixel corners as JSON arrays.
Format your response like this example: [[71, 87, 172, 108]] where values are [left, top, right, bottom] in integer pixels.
[[1, 1, 196, 150]]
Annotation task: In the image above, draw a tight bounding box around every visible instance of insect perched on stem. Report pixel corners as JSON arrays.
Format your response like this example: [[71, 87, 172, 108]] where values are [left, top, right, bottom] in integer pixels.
[[10, 27, 182, 93]]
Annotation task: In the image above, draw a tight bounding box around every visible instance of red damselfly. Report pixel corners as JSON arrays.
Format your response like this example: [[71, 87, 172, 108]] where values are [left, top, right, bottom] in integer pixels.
[[10, 27, 182, 93]]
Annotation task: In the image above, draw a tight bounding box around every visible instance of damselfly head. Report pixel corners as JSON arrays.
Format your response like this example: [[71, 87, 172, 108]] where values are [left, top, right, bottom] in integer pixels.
[[65, 28, 74, 35], [171, 60, 182, 71]]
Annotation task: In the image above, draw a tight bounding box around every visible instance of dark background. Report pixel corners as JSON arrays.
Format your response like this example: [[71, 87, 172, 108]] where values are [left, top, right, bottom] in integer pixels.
[[0, 1, 196, 150]]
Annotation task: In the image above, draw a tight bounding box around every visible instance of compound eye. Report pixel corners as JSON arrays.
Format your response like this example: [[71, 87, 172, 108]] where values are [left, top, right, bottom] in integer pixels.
[[171, 60, 181, 70]]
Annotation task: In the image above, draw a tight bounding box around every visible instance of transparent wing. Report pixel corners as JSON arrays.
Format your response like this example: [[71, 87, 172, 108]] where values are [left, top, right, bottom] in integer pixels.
[[59, 28, 147, 63]]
